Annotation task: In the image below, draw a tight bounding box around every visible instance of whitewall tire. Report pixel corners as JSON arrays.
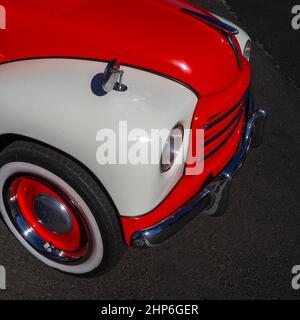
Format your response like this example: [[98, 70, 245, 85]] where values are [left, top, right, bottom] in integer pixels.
[[0, 141, 124, 275]]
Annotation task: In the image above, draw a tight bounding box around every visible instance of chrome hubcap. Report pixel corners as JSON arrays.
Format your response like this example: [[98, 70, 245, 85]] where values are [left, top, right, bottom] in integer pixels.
[[34, 194, 74, 234]]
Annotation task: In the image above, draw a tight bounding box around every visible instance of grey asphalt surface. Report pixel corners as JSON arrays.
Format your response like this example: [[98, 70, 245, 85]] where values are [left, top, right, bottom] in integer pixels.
[[225, 0, 300, 90], [0, 0, 300, 300]]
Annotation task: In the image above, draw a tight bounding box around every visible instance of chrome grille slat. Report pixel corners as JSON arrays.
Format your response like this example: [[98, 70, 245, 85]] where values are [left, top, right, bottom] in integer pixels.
[[204, 112, 242, 160], [204, 97, 244, 130], [204, 106, 243, 146], [203, 95, 247, 160]]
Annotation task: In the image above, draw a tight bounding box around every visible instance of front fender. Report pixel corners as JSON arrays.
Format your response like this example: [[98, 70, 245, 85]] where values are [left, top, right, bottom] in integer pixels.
[[0, 58, 198, 216]]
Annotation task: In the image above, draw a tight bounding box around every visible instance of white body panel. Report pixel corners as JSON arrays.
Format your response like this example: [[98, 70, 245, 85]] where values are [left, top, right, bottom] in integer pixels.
[[0, 59, 198, 217], [212, 13, 251, 53]]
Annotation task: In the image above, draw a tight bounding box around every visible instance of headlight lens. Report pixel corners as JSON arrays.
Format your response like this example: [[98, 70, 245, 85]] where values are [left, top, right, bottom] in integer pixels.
[[160, 124, 184, 173], [243, 40, 252, 61]]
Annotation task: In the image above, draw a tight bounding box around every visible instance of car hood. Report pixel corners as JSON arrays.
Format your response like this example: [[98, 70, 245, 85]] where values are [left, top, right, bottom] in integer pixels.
[[3, 0, 244, 95]]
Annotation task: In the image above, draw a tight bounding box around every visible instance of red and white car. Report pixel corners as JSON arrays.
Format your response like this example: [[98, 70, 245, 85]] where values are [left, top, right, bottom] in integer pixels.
[[0, 0, 266, 275]]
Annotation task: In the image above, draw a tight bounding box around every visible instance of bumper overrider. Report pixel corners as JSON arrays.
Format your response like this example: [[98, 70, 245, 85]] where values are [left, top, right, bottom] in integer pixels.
[[132, 92, 267, 248]]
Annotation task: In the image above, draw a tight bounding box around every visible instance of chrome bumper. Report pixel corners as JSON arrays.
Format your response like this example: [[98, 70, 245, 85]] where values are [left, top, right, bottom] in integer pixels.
[[132, 92, 267, 248]]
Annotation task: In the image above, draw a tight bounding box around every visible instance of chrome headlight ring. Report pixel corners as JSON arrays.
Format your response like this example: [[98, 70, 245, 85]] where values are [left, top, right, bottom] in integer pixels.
[[160, 124, 184, 173]]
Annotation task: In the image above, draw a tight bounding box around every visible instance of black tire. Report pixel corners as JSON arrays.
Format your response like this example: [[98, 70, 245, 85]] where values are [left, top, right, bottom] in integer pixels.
[[0, 140, 125, 276]]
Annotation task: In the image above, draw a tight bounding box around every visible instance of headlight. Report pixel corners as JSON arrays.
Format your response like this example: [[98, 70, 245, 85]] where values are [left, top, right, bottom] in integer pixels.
[[243, 40, 252, 61], [160, 124, 184, 173]]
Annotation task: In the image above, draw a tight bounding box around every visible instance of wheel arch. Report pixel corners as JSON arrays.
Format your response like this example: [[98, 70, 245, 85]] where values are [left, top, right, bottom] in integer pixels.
[[0, 133, 124, 232]]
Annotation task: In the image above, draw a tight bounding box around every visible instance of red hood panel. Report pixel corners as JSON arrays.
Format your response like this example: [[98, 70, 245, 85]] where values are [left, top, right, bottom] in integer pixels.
[[1, 0, 242, 95]]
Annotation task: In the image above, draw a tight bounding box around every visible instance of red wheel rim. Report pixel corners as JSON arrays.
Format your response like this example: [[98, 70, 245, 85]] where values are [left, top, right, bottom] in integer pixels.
[[6, 176, 92, 262]]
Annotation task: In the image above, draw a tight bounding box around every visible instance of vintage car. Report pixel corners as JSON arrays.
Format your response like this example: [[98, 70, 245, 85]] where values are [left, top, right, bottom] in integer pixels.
[[0, 0, 266, 275]]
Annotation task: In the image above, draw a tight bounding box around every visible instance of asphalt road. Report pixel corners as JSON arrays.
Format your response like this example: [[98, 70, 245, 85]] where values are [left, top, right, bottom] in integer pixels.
[[0, 0, 300, 300], [225, 0, 300, 90]]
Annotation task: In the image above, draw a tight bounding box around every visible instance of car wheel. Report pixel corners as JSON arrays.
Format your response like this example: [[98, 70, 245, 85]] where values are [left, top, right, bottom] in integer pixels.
[[0, 141, 125, 276]]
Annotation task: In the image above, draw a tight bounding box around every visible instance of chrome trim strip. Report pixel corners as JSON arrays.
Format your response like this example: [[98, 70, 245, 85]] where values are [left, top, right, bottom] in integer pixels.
[[181, 8, 242, 69], [181, 8, 239, 35], [226, 34, 242, 69], [131, 92, 267, 248]]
